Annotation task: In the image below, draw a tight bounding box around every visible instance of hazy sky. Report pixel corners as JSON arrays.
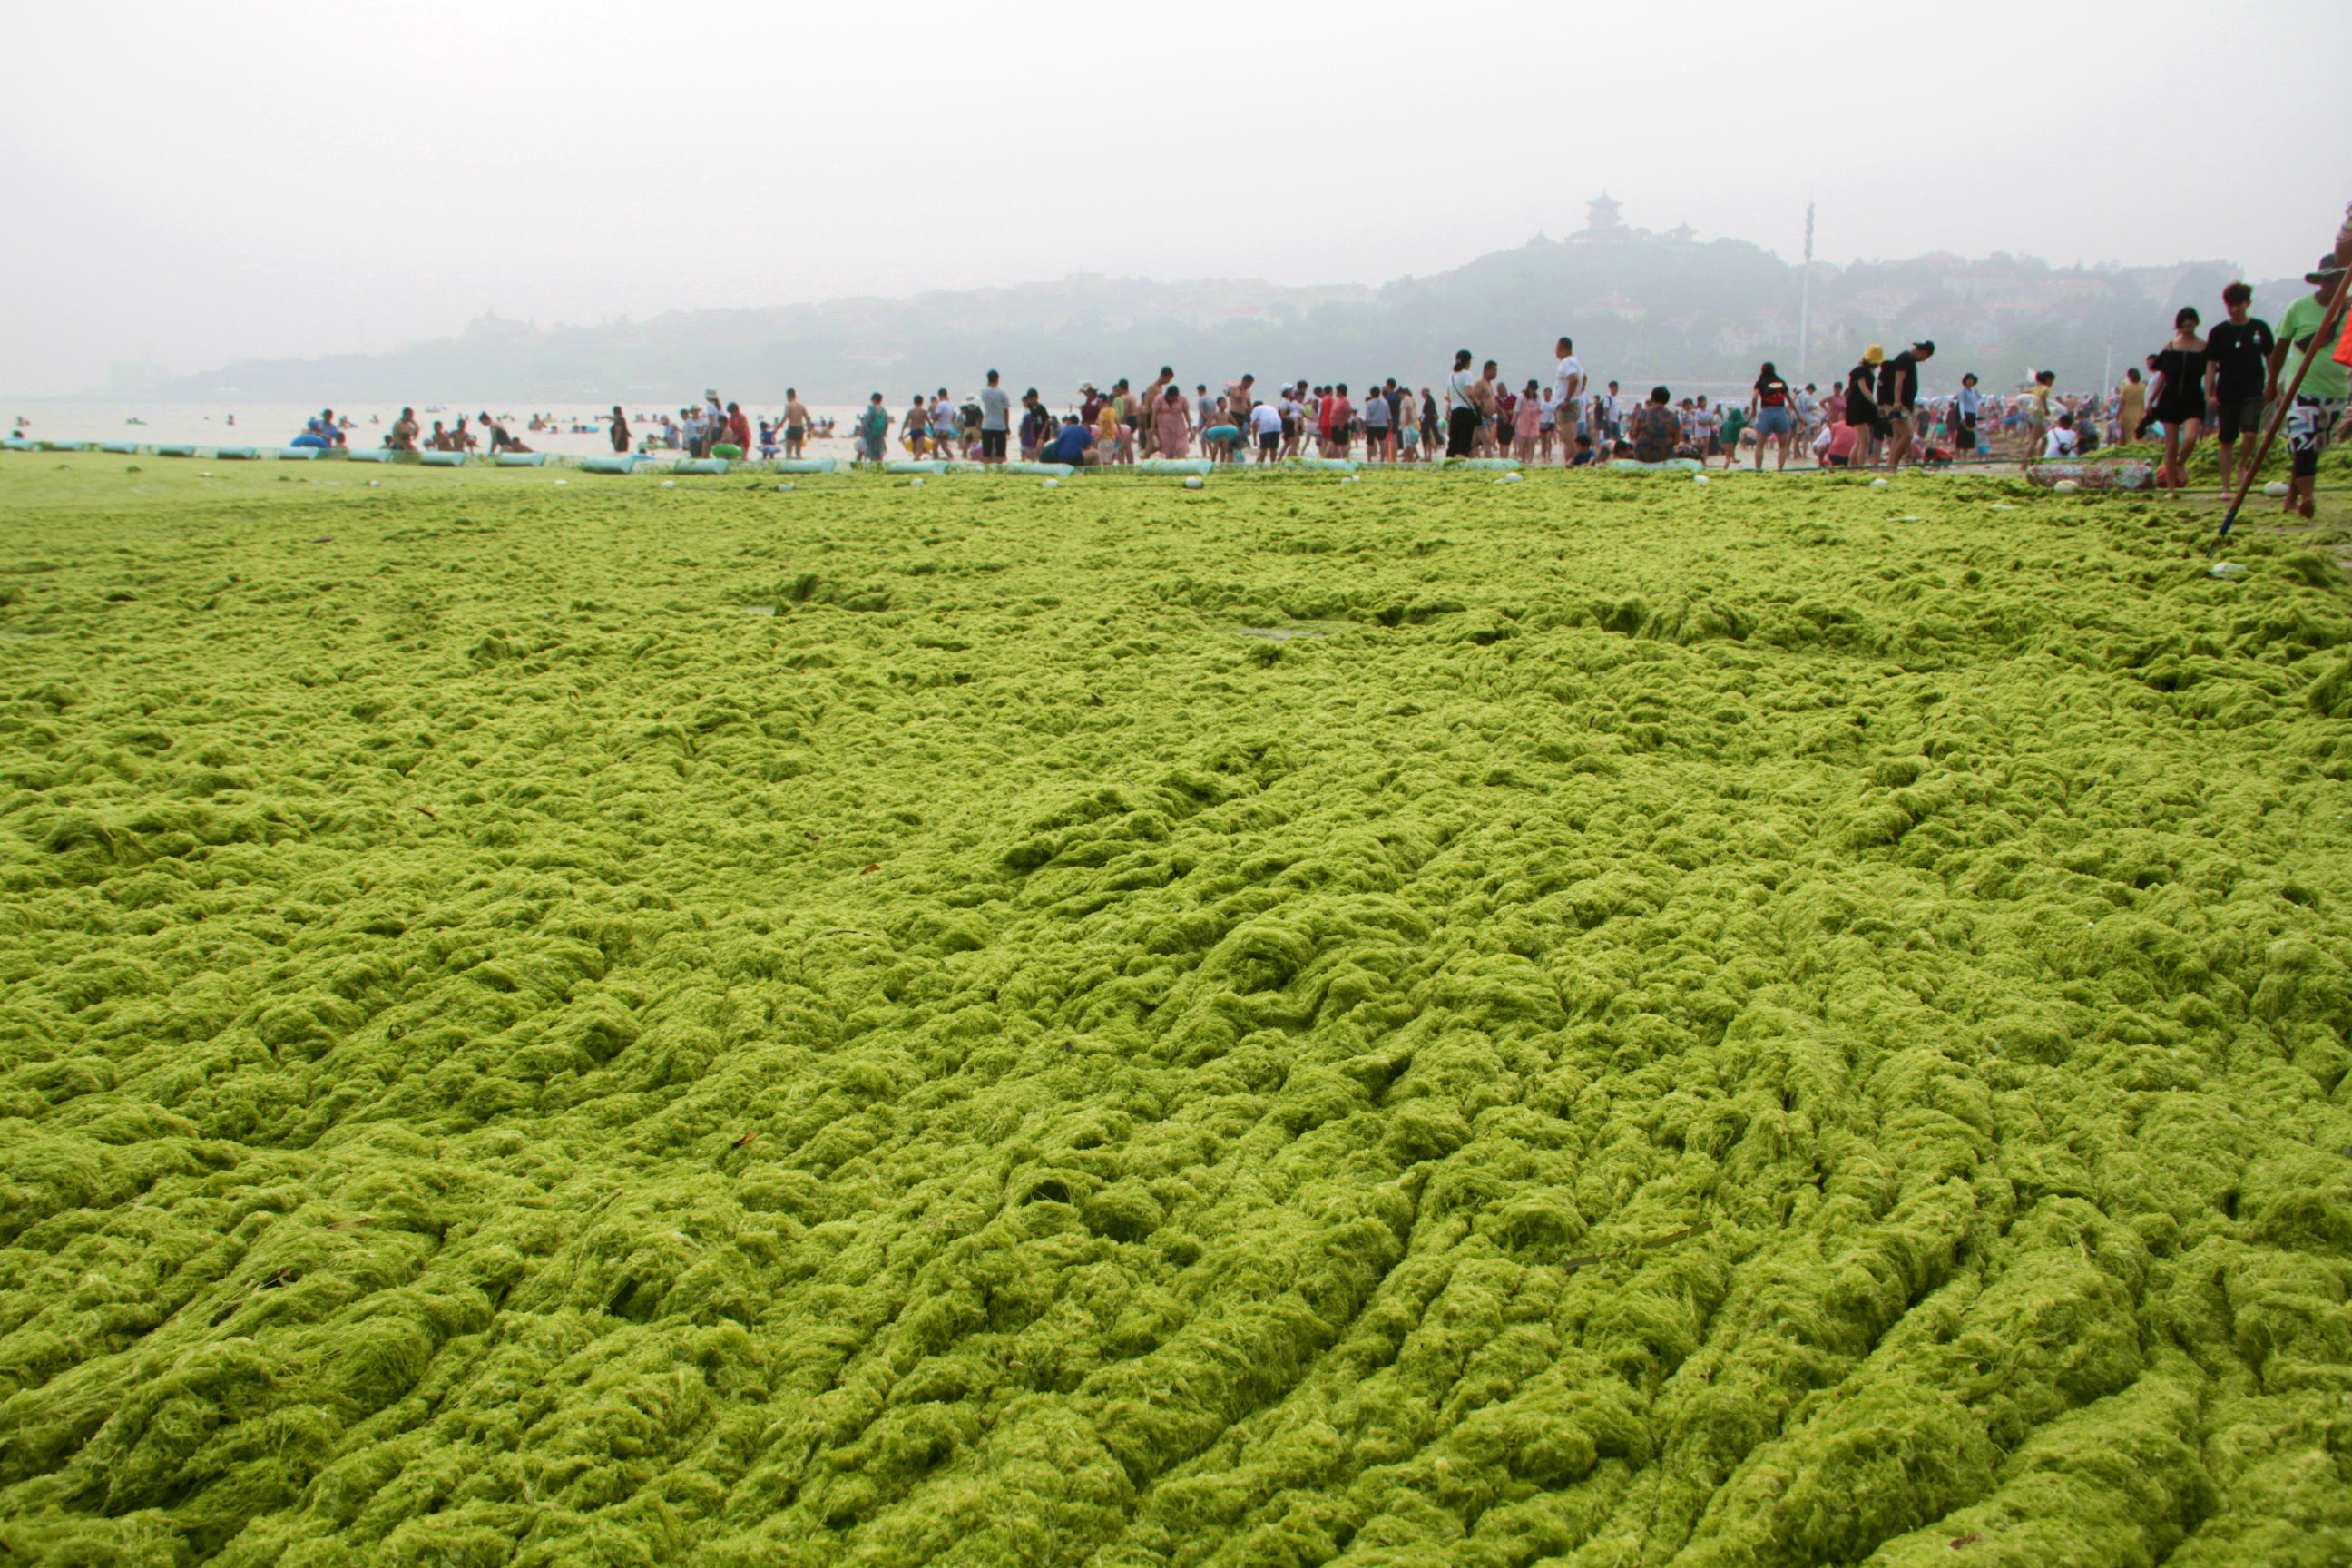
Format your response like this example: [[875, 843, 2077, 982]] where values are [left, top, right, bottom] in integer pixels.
[[5, 0, 2346, 395]]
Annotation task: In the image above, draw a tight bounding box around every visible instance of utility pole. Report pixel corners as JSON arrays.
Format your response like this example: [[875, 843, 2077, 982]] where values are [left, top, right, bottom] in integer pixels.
[[1798, 201, 1815, 384]]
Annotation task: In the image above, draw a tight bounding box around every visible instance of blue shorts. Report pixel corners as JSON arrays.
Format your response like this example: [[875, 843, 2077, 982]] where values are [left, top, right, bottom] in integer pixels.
[[1755, 407, 1794, 436]]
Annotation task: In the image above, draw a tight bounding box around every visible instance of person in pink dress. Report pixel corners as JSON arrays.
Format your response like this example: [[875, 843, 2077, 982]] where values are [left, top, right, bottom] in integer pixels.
[[1514, 380, 1542, 462], [1153, 385, 1192, 458]]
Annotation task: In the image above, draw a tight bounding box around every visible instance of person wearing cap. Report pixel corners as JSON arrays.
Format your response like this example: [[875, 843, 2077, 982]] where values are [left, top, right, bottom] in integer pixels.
[[1845, 346, 1889, 464], [2266, 253, 2350, 521]]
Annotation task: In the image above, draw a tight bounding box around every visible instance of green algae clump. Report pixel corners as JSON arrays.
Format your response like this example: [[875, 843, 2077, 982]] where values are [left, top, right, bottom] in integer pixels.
[[0, 456, 2348, 1565]]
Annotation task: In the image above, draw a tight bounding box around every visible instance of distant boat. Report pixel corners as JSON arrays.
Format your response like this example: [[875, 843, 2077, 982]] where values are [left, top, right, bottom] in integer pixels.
[[125, 417, 146, 425]]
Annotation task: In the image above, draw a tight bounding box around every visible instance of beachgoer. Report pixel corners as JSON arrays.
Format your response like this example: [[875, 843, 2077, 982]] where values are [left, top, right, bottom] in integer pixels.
[[1251, 400, 1282, 464], [1445, 351, 1479, 457], [1153, 385, 1192, 458], [2268, 254, 2350, 520], [1018, 390, 1049, 460], [783, 391, 809, 459], [2023, 370, 2057, 468], [1552, 338, 1587, 465], [976, 370, 1011, 466], [1749, 361, 1795, 471], [1362, 384, 1390, 461], [2205, 282, 2275, 495], [2148, 308, 2209, 492], [2112, 370, 2144, 447], [1952, 376, 1980, 458], [1845, 347, 1889, 460], [391, 407, 420, 452], [2044, 412, 2080, 459], [1878, 341, 1934, 469], [1631, 386, 1680, 463], [725, 402, 751, 456], [1718, 402, 1748, 468], [605, 405, 629, 455], [1513, 381, 1541, 463], [1042, 414, 1097, 467], [857, 394, 891, 465]]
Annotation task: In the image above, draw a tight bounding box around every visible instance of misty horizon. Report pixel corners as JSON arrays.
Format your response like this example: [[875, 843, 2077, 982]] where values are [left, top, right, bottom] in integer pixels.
[[5, 0, 2345, 400]]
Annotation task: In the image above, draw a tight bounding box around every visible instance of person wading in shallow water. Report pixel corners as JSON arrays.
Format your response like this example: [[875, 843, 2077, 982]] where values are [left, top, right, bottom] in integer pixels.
[[607, 405, 630, 454]]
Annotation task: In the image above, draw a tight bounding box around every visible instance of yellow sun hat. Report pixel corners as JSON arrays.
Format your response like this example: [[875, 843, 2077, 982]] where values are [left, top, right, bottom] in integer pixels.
[[1863, 345, 1886, 365]]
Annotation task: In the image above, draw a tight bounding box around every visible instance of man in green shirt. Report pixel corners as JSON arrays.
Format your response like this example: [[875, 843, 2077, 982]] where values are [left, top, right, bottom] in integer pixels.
[[2268, 254, 2349, 520]]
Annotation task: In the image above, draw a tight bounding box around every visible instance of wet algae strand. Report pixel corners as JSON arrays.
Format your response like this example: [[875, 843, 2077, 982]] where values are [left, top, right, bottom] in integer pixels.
[[0, 456, 2348, 1565]]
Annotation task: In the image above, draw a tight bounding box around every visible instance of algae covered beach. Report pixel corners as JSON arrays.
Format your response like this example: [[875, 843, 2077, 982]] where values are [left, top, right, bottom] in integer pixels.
[[2, 455, 2349, 1565]]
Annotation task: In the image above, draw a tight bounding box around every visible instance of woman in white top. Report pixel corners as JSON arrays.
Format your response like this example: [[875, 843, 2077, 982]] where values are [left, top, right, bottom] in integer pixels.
[[1445, 351, 1480, 457]]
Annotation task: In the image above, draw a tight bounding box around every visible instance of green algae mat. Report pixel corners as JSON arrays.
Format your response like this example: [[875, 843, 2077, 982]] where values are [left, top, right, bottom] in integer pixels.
[[3, 455, 2350, 1567]]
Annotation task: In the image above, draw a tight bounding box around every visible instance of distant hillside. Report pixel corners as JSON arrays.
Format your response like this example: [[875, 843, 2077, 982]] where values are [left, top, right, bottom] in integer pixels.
[[138, 217, 2278, 406]]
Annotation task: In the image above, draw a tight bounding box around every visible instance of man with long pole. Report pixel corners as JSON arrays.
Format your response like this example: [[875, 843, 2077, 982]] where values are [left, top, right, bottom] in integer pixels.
[[2262, 255, 2350, 522], [2211, 208, 2352, 551]]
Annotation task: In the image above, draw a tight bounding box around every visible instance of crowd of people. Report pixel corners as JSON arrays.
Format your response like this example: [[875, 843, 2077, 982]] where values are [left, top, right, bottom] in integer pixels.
[[383, 407, 535, 456], [789, 281, 2342, 488], [328, 247, 2349, 505]]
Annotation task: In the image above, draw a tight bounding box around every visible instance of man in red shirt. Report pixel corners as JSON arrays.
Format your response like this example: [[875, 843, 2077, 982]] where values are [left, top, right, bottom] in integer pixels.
[[1323, 384, 1353, 459]]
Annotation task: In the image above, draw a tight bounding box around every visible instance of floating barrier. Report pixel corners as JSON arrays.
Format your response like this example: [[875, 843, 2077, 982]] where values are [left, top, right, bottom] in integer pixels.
[[214, 446, 259, 460], [346, 448, 397, 463], [98, 441, 142, 455], [1136, 458, 1214, 476], [43, 441, 91, 453], [1441, 456, 1523, 472], [2026, 461, 2151, 491], [671, 458, 730, 475], [1285, 456, 1365, 473], [277, 447, 322, 461], [155, 444, 196, 458], [1001, 462, 1075, 478], [417, 451, 466, 467], [770, 458, 837, 475], [885, 460, 946, 475], [495, 452, 550, 467], [579, 455, 638, 475], [1611, 457, 1702, 473], [1, 437, 33, 452]]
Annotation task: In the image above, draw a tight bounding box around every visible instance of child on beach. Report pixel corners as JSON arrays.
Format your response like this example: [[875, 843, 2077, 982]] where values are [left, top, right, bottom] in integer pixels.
[[1514, 381, 1541, 463]]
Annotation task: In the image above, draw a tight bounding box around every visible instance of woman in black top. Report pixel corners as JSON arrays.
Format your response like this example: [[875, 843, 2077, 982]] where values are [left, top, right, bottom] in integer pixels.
[[1749, 361, 1798, 471], [1846, 348, 1888, 466], [2147, 307, 2208, 492]]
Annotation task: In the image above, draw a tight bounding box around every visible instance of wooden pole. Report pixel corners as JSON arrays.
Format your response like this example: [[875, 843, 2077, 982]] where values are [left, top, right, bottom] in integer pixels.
[[2210, 264, 2351, 553]]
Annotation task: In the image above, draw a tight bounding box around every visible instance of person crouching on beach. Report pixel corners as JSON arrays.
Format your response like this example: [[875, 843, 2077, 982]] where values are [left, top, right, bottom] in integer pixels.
[[1043, 413, 1098, 467]]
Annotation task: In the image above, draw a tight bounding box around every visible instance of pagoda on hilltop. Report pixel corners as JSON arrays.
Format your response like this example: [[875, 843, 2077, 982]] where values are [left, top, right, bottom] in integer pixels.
[[1573, 191, 1646, 241]]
